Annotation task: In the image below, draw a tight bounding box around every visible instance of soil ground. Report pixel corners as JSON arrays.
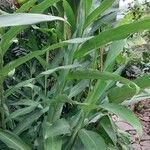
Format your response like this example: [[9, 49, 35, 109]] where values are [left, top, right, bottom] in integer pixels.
[[114, 100, 150, 150]]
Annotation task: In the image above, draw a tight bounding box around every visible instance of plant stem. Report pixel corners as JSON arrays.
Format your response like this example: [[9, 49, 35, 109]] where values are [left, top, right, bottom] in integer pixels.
[[44, 51, 49, 96], [65, 112, 85, 150], [0, 45, 5, 129], [100, 47, 104, 71]]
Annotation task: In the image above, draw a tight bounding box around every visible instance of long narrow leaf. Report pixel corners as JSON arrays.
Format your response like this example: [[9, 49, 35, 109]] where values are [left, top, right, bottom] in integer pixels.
[[9, 105, 37, 119], [78, 129, 107, 150], [84, 0, 115, 29], [0, 129, 31, 150], [13, 108, 47, 135], [44, 137, 62, 150], [63, 0, 76, 31], [3, 37, 92, 77], [0, 0, 61, 54], [0, 13, 65, 27], [100, 103, 143, 136], [108, 75, 150, 103], [75, 18, 150, 58], [68, 69, 138, 88], [44, 119, 71, 139], [104, 40, 126, 71]]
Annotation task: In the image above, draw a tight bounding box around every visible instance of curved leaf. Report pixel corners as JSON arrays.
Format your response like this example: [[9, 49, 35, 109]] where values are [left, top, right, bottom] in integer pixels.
[[100, 103, 143, 136], [68, 69, 140, 104], [100, 116, 117, 144], [84, 0, 115, 29], [13, 108, 47, 135], [0, 129, 31, 150], [68, 69, 138, 88], [44, 119, 71, 139], [75, 18, 150, 58], [104, 40, 126, 71], [63, 0, 76, 31], [0, 0, 61, 54], [9, 105, 37, 119], [0, 13, 65, 28], [2, 37, 91, 77], [78, 129, 108, 150], [108, 75, 150, 103]]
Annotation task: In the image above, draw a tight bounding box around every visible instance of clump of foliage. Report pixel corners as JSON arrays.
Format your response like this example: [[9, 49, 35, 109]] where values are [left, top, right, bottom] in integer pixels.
[[121, 0, 150, 79], [0, 0, 150, 150]]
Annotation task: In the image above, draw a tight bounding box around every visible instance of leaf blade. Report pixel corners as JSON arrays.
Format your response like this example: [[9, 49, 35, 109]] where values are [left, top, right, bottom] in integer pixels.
[[0, 129, 31, 150], [78, 129, 108, 150], [0, 13, 65, 28], [75, 18, 150, 58], [84, 0, 115, 29], [100, 103, 143, 136], [44, 119, 71, 139]]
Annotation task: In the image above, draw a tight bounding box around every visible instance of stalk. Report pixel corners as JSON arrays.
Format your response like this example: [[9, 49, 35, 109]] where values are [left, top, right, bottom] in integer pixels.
[[65, 112, 85, 150], [47, 11, 74, 123], [100, 47, 104, 71], [44, 51, 49, 96], [0, 45, 5, 129], [98, 28, 104, 71]]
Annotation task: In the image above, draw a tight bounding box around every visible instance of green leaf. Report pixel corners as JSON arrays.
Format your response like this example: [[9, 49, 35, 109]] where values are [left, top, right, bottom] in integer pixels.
[[13, 109, 47, 135], [68, 69, 140, 104], [100, 116, 117, 144], [4, 78, 35, 98], [75, 18, 150, 58], [44, 119, 71, 139], [5, 64, 80, 98], [100, 103, 143, 136], [2, 50, 49, 77], [104, 40, 126, 71], [44, 137, 62, 150], [37, 64, 81, 78], [108, 75, 150, 103], [84, 40, 126, 105], [68, 69, 137, 87], [31, 0, 60, 13], [69, 80, 89, 98], [0, 129, 31, 150], [0, 0, 61, 54], [10, 99, 39, 106], [9, 105, 37, 119], [84, 0, 92, 18], [63, 0, 76, 31], [0, 13, 65, 28], [84, 0, 115, 29], [16, 0, 37, 13], [78, 129, 108, 150], [108, 85, 136, 104], [36, 56, 49, 70], [90, 11, 117, 34], [2, 37, 92, 77], [85, 66, 125, 105], [134, 75, 150, 88]]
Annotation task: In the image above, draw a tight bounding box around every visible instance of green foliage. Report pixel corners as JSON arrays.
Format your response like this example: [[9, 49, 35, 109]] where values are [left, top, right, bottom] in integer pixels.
[[0, 129, 31, 150], [0, 0, 150, 150], [78, 129, 108, 150]]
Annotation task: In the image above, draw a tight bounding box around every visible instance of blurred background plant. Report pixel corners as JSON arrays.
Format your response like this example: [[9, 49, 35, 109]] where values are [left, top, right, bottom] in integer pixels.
[[120, 0, 150, 79]]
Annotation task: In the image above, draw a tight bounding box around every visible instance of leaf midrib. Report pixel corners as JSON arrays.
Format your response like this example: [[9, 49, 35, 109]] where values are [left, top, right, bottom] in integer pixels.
[[0, 132, 26, 150]]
